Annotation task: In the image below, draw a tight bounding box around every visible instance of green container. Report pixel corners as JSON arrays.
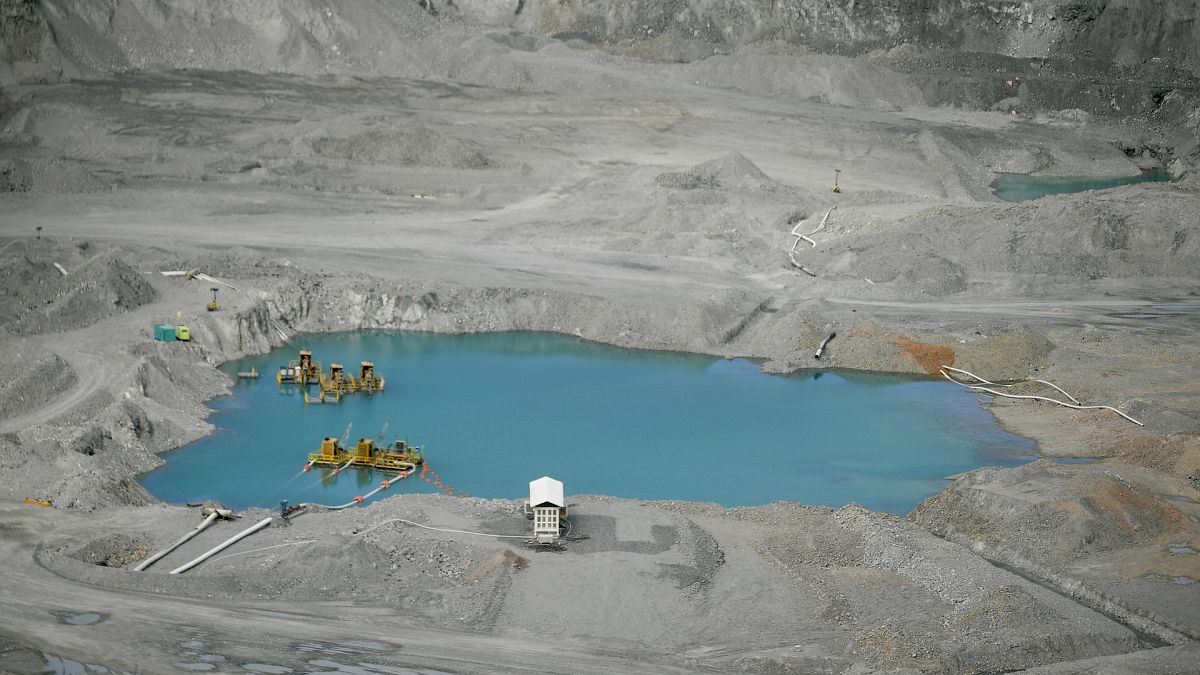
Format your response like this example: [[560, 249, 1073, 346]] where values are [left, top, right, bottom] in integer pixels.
[[175, 325, 191, 341], [154, 324, 176, 342]]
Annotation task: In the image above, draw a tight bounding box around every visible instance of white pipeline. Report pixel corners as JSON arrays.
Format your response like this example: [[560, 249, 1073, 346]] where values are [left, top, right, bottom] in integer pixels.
[[133, 511, 219, 572], [814, 332, 837, 359], [787, 254, 817, 276], [332, 457, 355, 475], [941, 366, 1012, 388], [787, 205, 836, 276], [789, 205, 836, 253], [169, 517, 273, 575], [1033, 378, 1081, 405], [353, 518, 528, 539], [965, 384, 1144, 426], [309, 481, 389, 511], [206, 540, 318, 567], [940, 368, 1143, 427]]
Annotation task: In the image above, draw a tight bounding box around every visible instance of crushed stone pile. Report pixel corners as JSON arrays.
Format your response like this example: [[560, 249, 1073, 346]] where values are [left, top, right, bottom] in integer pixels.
[[3, 244, 157, 335], [309, 127, 490, 169], [655, 151, 780, 193], [0, 157, 109, 193], [0, 338, 76, 423]]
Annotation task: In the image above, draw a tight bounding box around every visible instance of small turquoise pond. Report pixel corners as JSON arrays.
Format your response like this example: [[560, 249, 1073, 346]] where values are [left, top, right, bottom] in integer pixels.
[[991, 169, 1170, 202], [141, 332, 1034, 513]]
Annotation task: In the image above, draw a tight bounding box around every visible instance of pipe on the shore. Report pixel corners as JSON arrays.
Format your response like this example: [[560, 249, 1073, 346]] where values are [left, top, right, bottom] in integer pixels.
[[941, 366, 1013, 388], [308, 480, 391, 511], [352, 517, 528, 539], [965, 384, 1144, 426], [169, 517, 273, 575], [1033, 378, 1081, 405], [134, 511, 220, 572], [814, 331, 836, 359], [940, 368, 1143, 426]]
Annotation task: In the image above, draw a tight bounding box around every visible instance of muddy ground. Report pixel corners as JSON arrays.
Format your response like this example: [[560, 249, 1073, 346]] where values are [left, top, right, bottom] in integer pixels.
[[2, 1, 1200, 673]]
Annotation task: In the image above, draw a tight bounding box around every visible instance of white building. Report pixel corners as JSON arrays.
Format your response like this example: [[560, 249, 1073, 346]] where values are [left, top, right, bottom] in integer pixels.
[[529, 476, 566, 543]]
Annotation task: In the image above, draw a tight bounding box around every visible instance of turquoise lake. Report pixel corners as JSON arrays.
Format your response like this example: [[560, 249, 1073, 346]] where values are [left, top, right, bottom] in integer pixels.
[[140, 332, 1035, 513], [991, 169, 1170, 202]]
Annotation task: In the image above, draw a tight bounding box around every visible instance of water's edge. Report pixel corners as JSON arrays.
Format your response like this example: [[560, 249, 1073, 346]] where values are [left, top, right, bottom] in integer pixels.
[[141, 329, 1038, 514], [990, 168, 1171, 202]]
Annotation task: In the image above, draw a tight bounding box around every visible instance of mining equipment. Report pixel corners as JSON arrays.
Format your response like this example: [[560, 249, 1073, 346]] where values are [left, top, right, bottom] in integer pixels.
[[306, 437, 423, 473], [278, 349, 321, 385], [207, 287, 219, 312], [358, 361, 384, 392], [319, 360, 385, 395]]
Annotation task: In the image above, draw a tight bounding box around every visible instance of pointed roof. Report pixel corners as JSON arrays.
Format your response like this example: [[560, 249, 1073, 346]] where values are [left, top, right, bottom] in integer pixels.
[[529, 476, 564, 508]]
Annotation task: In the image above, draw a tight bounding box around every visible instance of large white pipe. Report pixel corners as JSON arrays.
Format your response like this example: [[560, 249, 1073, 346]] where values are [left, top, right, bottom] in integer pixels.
[[169, 517, 273, 575], [134, 511, 219, 572], [310, 482, 389, 511]]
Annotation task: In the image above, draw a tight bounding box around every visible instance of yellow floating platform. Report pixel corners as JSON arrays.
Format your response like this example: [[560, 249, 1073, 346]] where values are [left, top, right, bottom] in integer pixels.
[[307, 437, 421, 473], [277, 349, 321, 385], [319, 361, 385, 395]]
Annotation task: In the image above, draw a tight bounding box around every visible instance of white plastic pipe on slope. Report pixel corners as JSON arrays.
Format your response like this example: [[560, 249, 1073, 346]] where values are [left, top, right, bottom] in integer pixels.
[[1033, 378, 1081, 405], [134, 511, 220, 572], [964, 384, 1144, 427], [169, 517, 273, 575], [789, 205, 836, 253], [941, 365, 1012, 388], [940, 368, 1142, 426], [787, 205, 836, 276]]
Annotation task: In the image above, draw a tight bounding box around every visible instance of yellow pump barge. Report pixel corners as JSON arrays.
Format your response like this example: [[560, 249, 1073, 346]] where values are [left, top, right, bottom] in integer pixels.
[[307, 437, 422, 473], [278, 350, 322, 385], [319, 361, 385, 395]]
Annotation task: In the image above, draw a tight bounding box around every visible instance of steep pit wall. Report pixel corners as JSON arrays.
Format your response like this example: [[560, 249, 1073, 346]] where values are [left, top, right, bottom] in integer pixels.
[[507, 0, 1200, 73]]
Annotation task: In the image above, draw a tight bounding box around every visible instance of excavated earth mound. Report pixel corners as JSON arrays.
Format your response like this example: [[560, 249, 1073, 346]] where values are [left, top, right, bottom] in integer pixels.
[[3, 248, 156, 336]]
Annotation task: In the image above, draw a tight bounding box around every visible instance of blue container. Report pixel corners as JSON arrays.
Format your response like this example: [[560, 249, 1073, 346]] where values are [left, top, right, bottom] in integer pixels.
[[154, 324, 176, 342]]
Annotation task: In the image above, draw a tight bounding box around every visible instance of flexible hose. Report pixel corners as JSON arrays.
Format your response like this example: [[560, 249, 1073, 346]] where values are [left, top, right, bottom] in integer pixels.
[[308, 482, 388, 511], [133, 511, 219, 572], [941, 365, 1013, 387], [964, 384, 1144, 426], [352, 518, 528, 539], [1032, 379, 1081, 405], [941, 368, 1143, 426], [169, 517, 273, 574], [205, 540, 318, 567]]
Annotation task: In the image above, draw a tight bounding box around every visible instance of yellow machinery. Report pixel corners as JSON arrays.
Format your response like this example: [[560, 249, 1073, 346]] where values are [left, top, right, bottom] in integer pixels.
[[207, 287, 219, 312], [303, 390, 340, 404], [319, 360, 385, 395], [321, 362, 350, 394], [307, 437, 422, 472], [358, 361, 384, 392], [278, 349, 321, 385]]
